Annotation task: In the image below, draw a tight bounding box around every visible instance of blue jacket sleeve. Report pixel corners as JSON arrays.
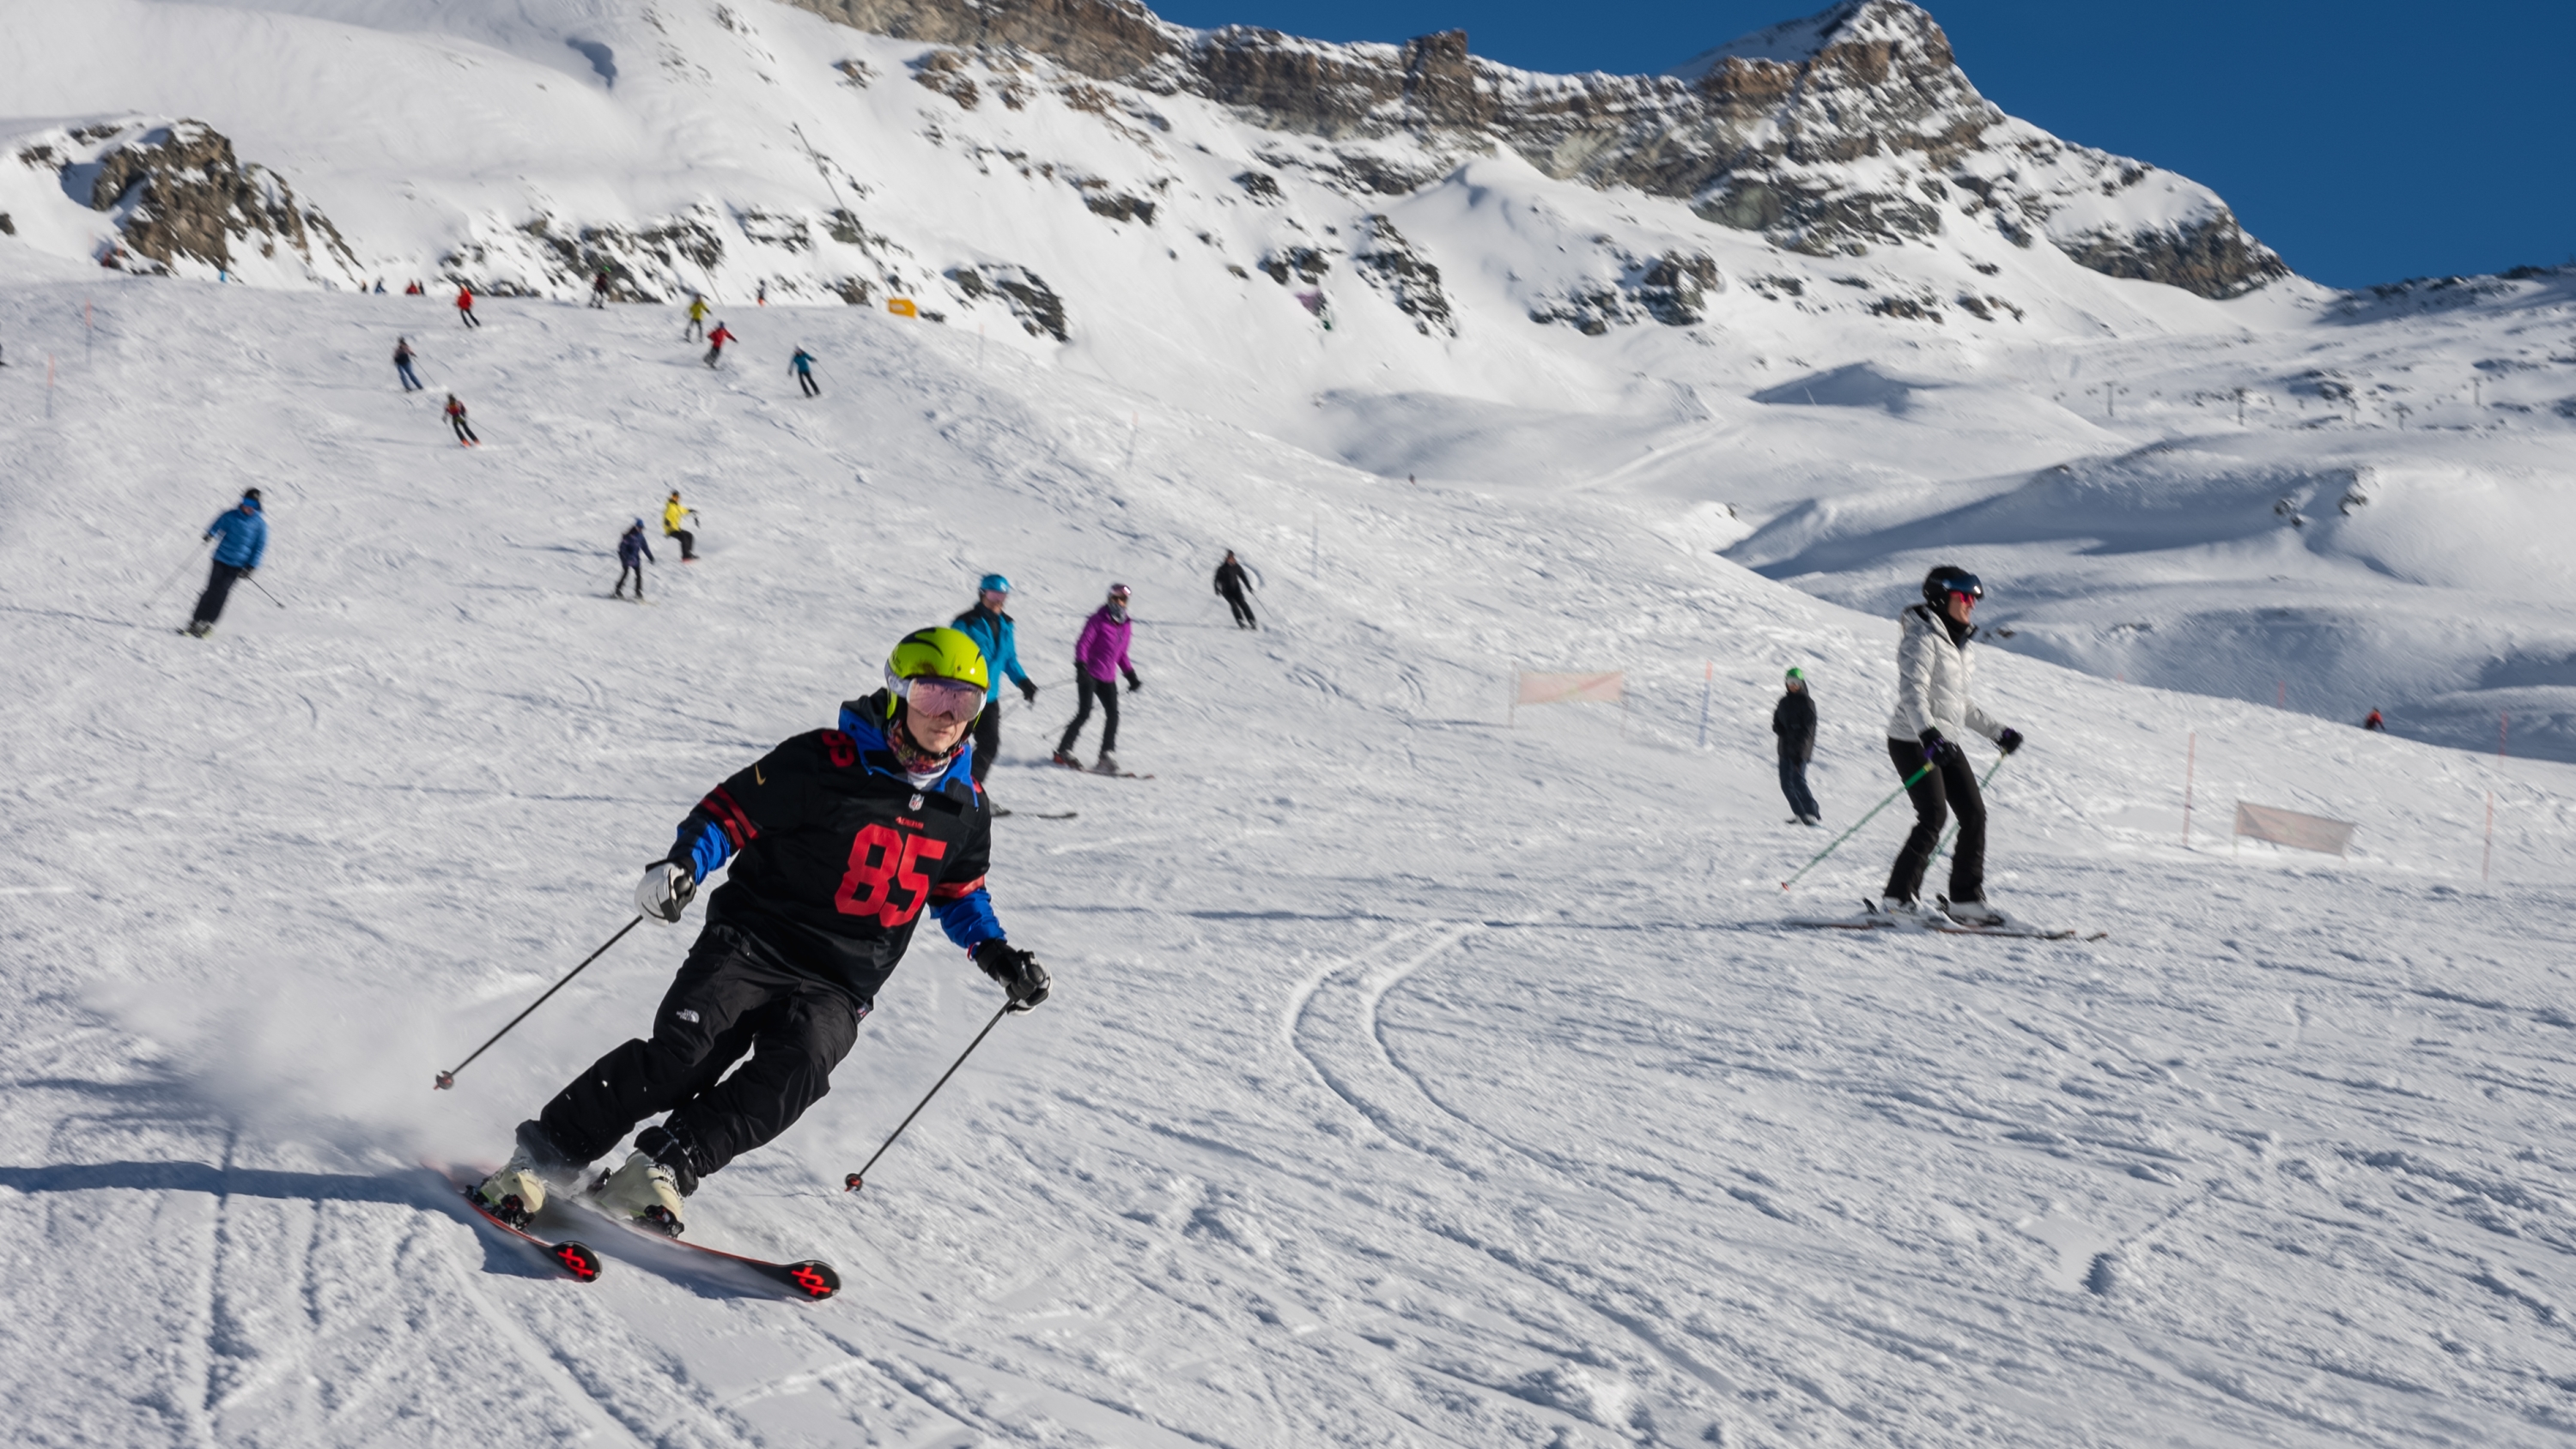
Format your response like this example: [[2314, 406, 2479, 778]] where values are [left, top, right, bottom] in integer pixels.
[[933, 888, 1003, 951], [997, 618, 1030, 687], [244, 517, 267, 569]]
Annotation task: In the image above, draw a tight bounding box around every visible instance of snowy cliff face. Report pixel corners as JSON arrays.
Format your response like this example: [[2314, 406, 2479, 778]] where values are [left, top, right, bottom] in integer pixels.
[[786, 0, 2289, 296]]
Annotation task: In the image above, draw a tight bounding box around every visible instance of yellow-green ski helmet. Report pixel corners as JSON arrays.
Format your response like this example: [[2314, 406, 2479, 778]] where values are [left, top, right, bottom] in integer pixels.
[[883, 626, 990, 720]]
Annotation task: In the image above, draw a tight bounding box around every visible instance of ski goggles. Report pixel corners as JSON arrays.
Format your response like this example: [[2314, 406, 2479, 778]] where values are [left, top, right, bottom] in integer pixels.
[[896, 674, 986, 718], [1944, 573, 1984, 600]]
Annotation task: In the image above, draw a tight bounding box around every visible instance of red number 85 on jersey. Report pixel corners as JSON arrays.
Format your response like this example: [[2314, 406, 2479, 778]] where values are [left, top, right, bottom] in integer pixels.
[[835, 823, 947, 927]]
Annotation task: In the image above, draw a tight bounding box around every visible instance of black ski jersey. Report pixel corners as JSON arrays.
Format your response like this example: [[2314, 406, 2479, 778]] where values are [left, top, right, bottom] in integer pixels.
[[665, 691, 1001, 1003]]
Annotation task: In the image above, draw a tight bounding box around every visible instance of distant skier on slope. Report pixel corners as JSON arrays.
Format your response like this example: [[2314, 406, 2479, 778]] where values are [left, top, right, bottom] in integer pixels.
[[1212, 550, 1257, 629], [455, 285, 480, 329], [1879, 567, 2025, 925], [683, 294, 710, 342], [1774, 667, 1820, 827], [662, 491, 698, 561], [1054, 583, 1141, 774], [443, 393, 478, 446], [469, 627, 1048, 1234], [2363, 708, 2386, 731], [615, 519, 653, 600], [590, 267, 611, 309], [789, 347, 818, 397], [703, 323, 735, 368], [184, 489, 266, 638], [951, 573, 1041, 797], [393, 336, 422, 391]]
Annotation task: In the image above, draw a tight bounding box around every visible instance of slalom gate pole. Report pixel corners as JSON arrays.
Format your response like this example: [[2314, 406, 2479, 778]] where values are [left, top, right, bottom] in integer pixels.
[[246, 575, 287, 609], [143, 537, 212, 604], [844, 1002, 1012, 1193], [433, 916, 643, 1089], [1781, 763, 1933, 892], [1932, 756, 2011, 863]]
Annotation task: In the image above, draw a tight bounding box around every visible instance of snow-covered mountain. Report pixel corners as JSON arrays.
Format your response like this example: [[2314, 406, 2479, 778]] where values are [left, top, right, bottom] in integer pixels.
[[10, 0, 2568, 759]]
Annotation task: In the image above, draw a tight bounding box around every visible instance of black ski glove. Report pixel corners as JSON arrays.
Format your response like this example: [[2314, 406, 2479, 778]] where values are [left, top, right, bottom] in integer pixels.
[[1018, 679, 1040, 704], [1123, 671, 1142, 694], [634, 860, 697, 923], [1996, 727, 2025, 755], [974, 940, 1050, 1011], [1917, 727, 1952, 764]]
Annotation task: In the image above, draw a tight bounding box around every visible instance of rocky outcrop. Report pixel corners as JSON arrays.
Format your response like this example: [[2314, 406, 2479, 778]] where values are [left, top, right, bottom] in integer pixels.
[[947, 263, 1070, 339], [19, 119, 358, 278], [779, 0, 2290, 298], [1530, 247, 1724, 333]]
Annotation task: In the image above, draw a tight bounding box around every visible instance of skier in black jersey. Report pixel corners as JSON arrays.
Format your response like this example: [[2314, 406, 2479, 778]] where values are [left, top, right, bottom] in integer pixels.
[[472, 627, 1050, 1234]]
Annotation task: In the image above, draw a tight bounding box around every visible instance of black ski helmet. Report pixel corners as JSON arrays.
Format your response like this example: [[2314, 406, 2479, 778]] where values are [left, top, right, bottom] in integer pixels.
[[1921, 565, 1984, 609]]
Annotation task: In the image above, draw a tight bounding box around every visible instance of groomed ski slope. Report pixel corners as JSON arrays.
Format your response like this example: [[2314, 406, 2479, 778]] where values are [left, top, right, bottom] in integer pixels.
[[4, 269, 2576, 1447]]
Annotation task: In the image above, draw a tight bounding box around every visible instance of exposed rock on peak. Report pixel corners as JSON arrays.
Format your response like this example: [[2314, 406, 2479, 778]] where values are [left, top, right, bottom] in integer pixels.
[[778, 0, 2289, 298]]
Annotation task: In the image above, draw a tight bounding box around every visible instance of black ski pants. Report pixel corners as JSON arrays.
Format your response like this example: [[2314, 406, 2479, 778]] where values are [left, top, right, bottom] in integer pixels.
[[971, 697, 1002, 785], [191, 561, 245, 626], [535, 923, 866, 1193], [1220, 587, 1255, 627], [1058, 673, 1120, 755], [615, 562, 644, 597], [796, 371, 818, 397], [1883, 737, 1984, 905], [1777, 754, 1819, 821], [448, 414, 477, 444], [667, 528, 696, 561], [459, 307, 479, 328]]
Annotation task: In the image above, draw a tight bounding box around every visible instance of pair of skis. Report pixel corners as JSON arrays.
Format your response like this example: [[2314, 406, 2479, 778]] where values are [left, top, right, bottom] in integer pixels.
[[1787, 900, 2104, 942], [444, 1167, 839, 1299]]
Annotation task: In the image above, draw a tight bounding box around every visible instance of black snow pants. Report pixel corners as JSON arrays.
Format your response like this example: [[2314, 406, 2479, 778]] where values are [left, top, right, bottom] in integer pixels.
[[1057, 673, 1120, 756], [1220, 586, 1256, 628], [971, 697, 1002, 785], [614, 562, 644, 597], [448, 414, 477, 445], [1883, 737, 1985, 906], [667, 529, 696, 561], [191, 561, 245, 626], [796, 371, 818, 397], [532, 923, 866, 1194]]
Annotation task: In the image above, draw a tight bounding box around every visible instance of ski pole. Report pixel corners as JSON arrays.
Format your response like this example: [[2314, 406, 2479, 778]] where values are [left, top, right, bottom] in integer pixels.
[[143, 537, 211, 604], [843, 1002, 1012, 1193], [1782, 763, 1933, 892], [434, 916, 643, 1089], [1933, 756, 2011, 862], [245, 574, 287, 609]]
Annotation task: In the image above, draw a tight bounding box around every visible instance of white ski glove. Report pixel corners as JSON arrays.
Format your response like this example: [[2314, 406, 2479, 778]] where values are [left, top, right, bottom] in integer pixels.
[[634, 861, 697, 924]]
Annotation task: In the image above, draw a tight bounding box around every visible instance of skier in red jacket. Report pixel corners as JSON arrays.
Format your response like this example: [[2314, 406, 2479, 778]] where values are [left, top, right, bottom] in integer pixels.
[[455, 286, 481, 329], [703, 323, 735, 368]]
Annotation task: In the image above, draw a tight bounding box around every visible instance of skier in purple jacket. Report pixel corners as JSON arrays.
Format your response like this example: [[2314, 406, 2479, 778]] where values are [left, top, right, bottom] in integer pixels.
[[1054, 583, 1142, 774]]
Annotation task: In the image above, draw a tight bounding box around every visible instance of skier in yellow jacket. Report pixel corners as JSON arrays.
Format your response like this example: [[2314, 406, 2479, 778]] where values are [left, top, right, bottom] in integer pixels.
[[663, 491, 698, 561], [683, 294, 710, 343]]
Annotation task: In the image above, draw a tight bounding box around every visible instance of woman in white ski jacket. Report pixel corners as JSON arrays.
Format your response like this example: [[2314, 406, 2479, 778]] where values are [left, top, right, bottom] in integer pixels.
[[1881, 566, 2025, 922]]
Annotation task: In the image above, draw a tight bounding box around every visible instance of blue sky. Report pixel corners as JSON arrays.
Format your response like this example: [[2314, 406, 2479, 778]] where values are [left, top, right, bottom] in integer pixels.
[[1143, 0, 2575, 288]]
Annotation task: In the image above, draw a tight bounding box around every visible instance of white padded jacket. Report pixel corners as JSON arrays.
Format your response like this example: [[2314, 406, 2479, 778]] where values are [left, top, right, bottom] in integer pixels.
[[1885, 604, 2005, 744]]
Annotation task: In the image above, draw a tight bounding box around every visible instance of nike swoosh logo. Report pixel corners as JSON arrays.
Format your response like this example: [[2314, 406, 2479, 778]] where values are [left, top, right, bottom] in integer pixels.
[[755, 764, 766, 785]]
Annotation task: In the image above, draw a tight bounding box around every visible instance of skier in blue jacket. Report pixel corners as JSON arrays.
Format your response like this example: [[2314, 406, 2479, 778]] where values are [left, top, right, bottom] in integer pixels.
[[185, 490, 267, 637], [615, 519, 654, 601], [951, 573, 1040, 791]]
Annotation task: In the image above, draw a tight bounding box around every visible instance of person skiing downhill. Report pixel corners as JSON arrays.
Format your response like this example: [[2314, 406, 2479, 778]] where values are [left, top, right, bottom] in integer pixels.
[[951, 573, 1041, 794], [590, 268, 611, 309], [1054, 584, 1141, 774], [703, 323, 735, 368], [1880, 567, 2025, 925], [663, 491, 698, 561], [393, 336, 422, 392], [184, 489, 266, 638], [615, 519, 653, 599], [2363, 709, 2386, 731], [455, 285, 480, 329], [471, 627, 1050, 1234], [1213, 550, 1256, 629], [789, 347, 818, 397], [443, 393, 478, 446], [1774, 667, 1820, 826], [684, 294, 710, 342]]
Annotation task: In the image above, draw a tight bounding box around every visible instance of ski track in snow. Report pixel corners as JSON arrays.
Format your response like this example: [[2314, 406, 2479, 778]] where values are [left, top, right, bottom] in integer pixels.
[[3, 263, 2576, 1446]]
